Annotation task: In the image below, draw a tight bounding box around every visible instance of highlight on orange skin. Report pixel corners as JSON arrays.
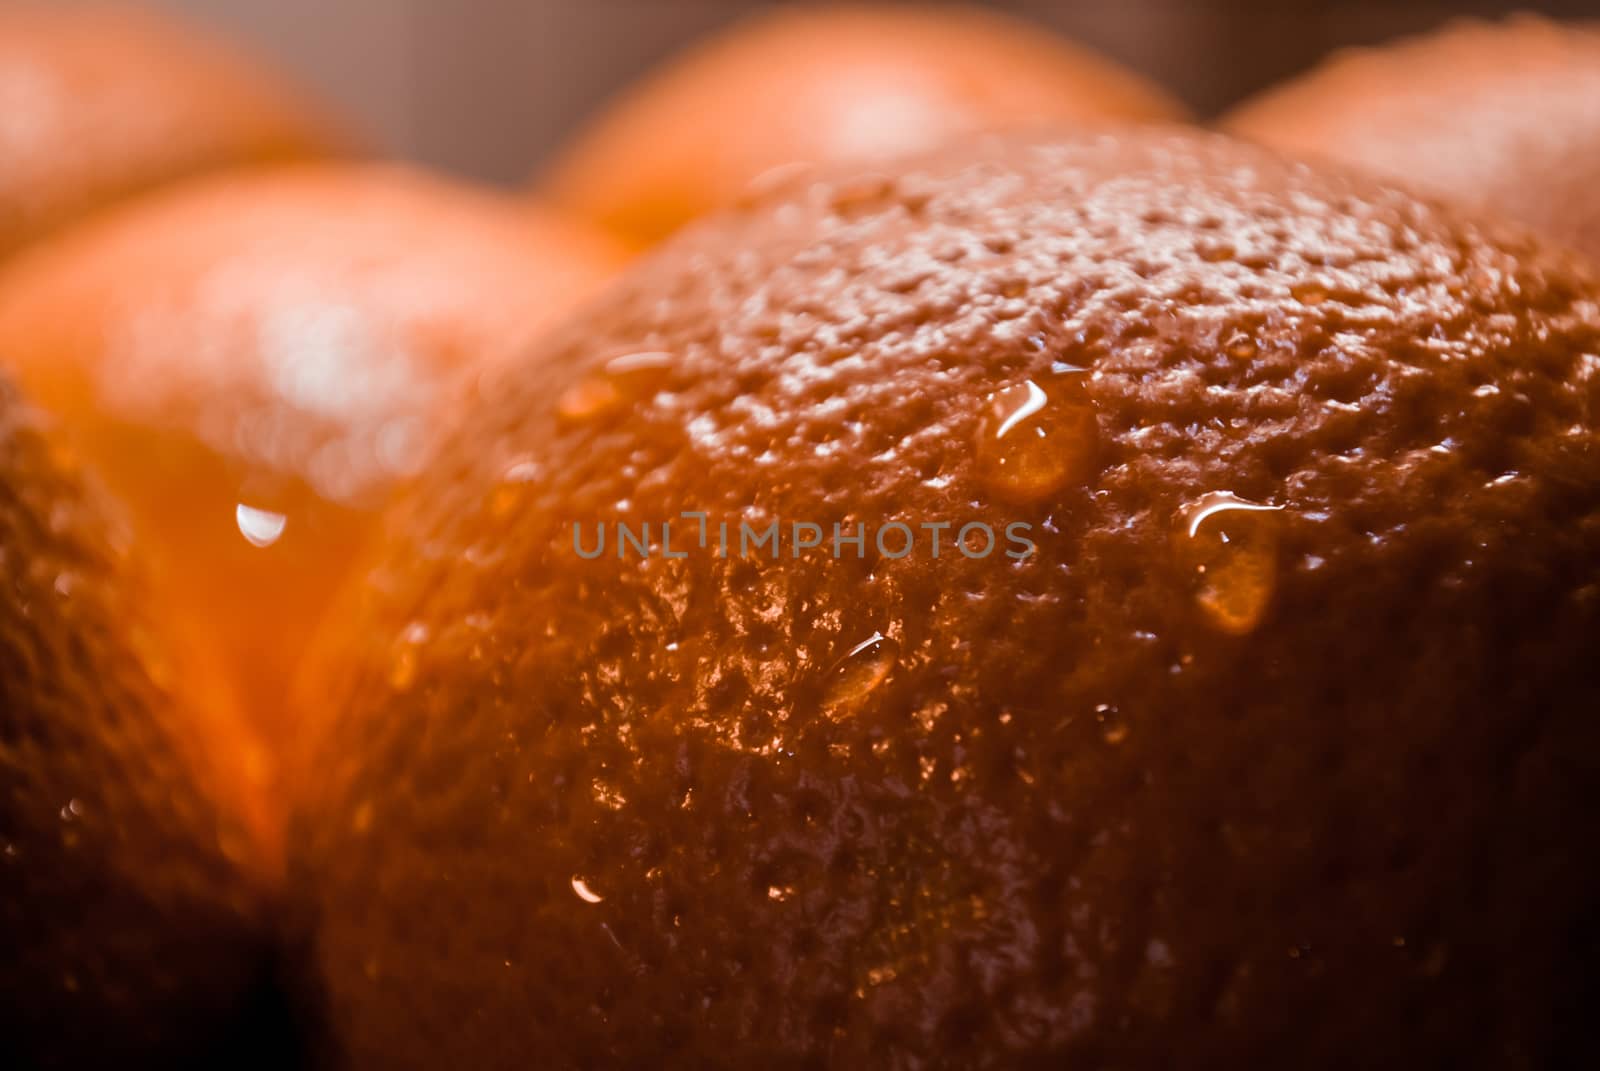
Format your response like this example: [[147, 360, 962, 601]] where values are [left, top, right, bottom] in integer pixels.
[[0, 1, 346, 260], [537, 3, 1188, 247], [0, 164, 626, 761]]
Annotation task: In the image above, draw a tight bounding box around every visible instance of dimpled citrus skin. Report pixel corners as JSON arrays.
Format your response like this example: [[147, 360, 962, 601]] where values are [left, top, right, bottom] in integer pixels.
[[0, 1, 342, 260], [293, 130, 1600, 1069], [538, 3, 1187, 247], [0, 381, 274, 1068], [1225, 16, 1600, 264], [0, 164, 625, 748]]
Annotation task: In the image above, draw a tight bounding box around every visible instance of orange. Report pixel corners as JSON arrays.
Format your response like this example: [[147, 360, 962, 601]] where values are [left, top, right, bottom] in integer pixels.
[[0, 165, 625, 750], [290, 130, 1600, 1067], [1224, 16, 1600, 262], [0, 1, 342, 260], [0, 378, 277, 1068], [537, 3, 1187, 247]]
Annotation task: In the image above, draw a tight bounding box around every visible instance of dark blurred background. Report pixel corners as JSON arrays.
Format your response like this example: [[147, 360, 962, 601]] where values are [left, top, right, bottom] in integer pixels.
[[129, 0, 1600, 184]]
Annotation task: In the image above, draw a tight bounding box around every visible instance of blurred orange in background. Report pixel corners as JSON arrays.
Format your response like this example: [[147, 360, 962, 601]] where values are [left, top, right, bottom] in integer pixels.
[[537, 2, 1188, 247], [0, 1, 344, 260], [0, 165, 624, 754], [1224, 16, 1600, 262]]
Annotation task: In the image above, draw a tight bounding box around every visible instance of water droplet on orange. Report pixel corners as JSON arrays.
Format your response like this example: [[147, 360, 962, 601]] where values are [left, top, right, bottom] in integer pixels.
[[1291, 282, 1328, 307], [558, 351, 675, 422], [557, 377, 619, 422], [603, 349, 675, 382], [389, 649, 418, 692], [389, 621, 429, 692], [571, 876, 604, 904], [829, 172, 896, 216], [823, 632, 898, 713], [489, 456, 542, 518], [1176, 491, 1285, 635], [1094, 703, 1128, 744], [974, 373, 1099, 503], [234, 502, 287, 548]]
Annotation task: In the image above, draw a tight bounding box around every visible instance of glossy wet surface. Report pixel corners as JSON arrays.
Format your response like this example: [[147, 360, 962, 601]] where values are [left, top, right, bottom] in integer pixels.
[[295, 130, 1600, 1068]]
